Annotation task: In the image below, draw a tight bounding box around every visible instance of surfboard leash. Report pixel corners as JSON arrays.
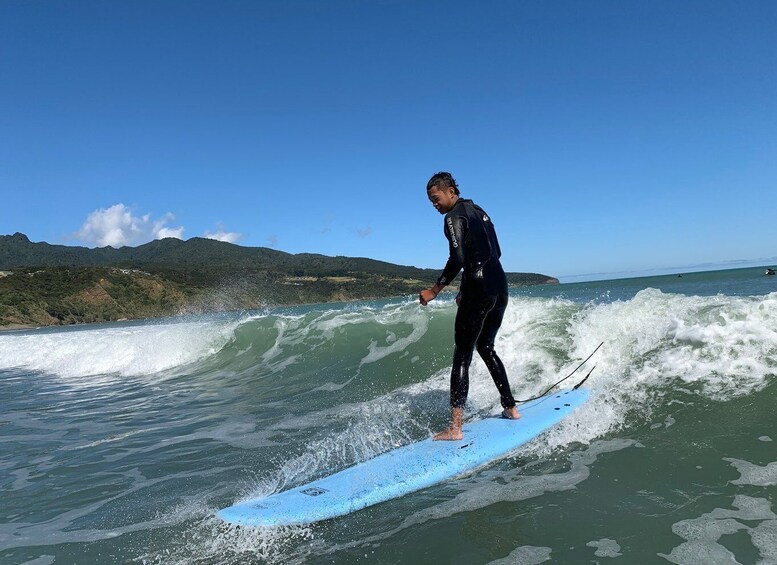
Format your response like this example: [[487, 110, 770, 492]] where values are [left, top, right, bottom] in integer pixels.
[[573, 365, 596, 390], [514, 341, 604, 404]]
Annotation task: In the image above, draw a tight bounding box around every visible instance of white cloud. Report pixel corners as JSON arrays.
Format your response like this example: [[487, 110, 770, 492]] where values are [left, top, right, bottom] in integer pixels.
[[204, 223, 243, 244], [267, 235, 278, 247], [156, 225, 185, 239], [357, 226, 373, 238], [76, 204, 184, 248]]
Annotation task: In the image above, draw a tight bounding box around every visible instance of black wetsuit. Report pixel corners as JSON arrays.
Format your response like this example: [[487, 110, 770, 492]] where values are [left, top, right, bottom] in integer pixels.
[[436, 199, 516, 410]]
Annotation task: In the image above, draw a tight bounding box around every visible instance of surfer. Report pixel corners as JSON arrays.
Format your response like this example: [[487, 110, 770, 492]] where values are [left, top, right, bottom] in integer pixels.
[[420, 171, 520, 441]]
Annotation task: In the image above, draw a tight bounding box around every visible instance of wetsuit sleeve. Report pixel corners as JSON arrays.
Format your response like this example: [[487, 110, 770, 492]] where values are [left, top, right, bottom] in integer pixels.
[[436, 215, 467, 287]]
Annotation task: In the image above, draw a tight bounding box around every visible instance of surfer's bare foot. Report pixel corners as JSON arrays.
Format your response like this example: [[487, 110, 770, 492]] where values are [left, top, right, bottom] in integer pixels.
[[433, 427, 463, 441], [502, 407, 521, 420], [434, 406, 464, 441]]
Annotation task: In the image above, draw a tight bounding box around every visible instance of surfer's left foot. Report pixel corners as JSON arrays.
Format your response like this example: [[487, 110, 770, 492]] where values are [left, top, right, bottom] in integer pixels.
[[433, 428, 463, 441], [502, 407, 521, 420]]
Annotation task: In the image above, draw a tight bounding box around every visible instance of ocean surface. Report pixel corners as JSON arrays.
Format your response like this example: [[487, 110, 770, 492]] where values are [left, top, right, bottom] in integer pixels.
[[1, 267, 775, 564]]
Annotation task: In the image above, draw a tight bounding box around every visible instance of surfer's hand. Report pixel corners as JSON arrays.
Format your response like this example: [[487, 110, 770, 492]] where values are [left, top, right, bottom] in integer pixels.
[[419, 288, 436, 306]]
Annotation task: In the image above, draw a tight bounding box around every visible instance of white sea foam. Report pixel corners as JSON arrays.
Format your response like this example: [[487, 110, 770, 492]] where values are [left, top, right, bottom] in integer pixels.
[[567, 290, 776, 394], [586, 538, 623, 558], [360, 303, 430, 366], [476, 289, 777, 450], [488, 545, 552, 564], [725, 457, 777, 487], [752, 520, 777, 564], [658, 495, 777, 564], [0, 317, 245, 380]]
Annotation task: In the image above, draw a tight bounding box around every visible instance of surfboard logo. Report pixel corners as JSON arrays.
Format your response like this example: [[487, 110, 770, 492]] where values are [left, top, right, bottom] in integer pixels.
[[250, 499, 280, 509], [301, 487, 329, 497]]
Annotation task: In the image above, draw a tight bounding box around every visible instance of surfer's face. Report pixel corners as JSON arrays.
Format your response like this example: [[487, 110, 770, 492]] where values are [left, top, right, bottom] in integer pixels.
[[427, 186, 458, 214]]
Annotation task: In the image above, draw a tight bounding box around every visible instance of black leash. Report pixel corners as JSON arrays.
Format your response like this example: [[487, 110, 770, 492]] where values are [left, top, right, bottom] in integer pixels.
[[514, 341, 604, 404]]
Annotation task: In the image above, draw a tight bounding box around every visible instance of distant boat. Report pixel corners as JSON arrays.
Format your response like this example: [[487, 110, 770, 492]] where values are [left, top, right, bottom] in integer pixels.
[[767, 268, 776, 276]]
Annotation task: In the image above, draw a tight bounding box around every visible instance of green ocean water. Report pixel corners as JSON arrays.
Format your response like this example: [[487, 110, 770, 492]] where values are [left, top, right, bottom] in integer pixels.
[[1, 267, 775, 564]]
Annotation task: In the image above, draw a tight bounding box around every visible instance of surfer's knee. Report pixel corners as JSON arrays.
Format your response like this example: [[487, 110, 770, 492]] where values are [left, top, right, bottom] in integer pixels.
[[476, 341, 495, 359]]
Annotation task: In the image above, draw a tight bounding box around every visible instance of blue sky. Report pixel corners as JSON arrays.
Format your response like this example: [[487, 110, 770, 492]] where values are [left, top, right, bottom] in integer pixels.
[[2, 0, 776, 281]]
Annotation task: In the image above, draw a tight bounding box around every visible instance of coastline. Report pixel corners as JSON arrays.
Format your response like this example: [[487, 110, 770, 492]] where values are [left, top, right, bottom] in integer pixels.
[[0, 323, 37, 332], [0, 252, 559, 331], [0, 235, 559, 331], [0, 283, 478, 332], [0, 291, 416, 333]]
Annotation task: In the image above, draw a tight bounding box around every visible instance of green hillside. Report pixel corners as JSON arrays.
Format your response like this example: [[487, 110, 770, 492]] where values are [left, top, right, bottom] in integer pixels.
[[0, 233, 559, 328]]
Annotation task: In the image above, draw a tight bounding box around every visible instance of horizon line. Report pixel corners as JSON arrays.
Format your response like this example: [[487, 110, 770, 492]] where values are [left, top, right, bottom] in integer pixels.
[[559, 257, 777, 283]]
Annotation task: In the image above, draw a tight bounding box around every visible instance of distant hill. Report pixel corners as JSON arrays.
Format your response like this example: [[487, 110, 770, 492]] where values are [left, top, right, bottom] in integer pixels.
[[0, 233, 559, 328], [0, 232, 415, 275]]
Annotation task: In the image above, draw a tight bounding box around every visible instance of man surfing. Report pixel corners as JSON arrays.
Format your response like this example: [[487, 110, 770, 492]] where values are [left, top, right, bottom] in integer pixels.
[[420, 172, 520, 440]]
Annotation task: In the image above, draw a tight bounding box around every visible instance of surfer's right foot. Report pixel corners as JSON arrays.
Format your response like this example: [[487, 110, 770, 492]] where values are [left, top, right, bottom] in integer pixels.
[[433, 427, 463, 441], [434, 406, 464, 440]]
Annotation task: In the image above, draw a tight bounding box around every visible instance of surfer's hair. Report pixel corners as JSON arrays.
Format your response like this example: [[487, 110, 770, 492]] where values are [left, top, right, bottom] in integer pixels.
[[426, 171, 460, 195]]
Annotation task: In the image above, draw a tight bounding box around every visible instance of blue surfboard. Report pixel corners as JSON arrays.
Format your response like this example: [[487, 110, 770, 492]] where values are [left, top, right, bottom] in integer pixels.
[[218, 388, 589, 526]]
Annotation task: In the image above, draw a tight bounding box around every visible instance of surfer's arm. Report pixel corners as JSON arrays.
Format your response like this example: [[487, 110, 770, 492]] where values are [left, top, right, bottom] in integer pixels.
[[420, 216, 467, 306], [436, 215, 467, 287]]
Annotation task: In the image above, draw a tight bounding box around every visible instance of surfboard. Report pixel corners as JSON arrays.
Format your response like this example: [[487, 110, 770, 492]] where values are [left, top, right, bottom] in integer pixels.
[[218, 387, 590, 527]]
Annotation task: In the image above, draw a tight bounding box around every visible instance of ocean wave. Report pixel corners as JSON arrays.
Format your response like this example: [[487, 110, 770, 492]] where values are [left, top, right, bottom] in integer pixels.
[[228, 288, 777, 491], [1, 290, 774, 405], [4, 286, 777, 564], [0, 317, 247, 380]]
